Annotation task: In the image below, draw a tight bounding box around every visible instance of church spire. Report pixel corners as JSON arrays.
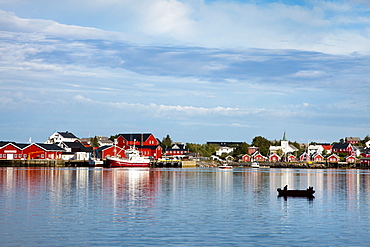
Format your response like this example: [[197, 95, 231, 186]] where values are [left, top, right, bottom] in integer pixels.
[[282, 131, 287, 141]]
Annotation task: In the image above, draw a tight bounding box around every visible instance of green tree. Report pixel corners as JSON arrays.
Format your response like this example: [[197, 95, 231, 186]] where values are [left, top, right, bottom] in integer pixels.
[[232, 142, 250, 157], [186, 143, 219, 157], [109, 134, 118, 142], [161, 135, 173, 151], [90, 136, 100, 148], [362, 135, 370, 146], [252, 136, 271, 156]]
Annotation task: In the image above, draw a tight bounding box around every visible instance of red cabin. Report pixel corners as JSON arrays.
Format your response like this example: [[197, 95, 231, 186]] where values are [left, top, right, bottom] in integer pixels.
[[327, 154, 340, 163], [299, 152, 310, 162], [346, 155, 356, 164], [312, 153, 324, 163], [241, 154, 251, 162], [286, 154, 297, 162], [269, 153, 280, 162], [252, 152, 266, 162]]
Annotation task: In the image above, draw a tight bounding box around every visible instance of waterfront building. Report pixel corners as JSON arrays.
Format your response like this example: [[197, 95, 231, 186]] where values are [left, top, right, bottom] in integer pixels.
[[269, 153, 281, 162], [115, 133, 162, 160], [346, 155, 356, 164], [332, 143, 354, 155], [95, 145, 125, 160], [286, 154, 297, 162], [0, 142, 64, 160], [327, 153, 340, 163], [299, 152, 310, 162], [240, 154, 251, 162], [45, 131, 79, 144], [165, 143, 189, 158], [251, 151, 267, 162], [312, 153, 324, 163]]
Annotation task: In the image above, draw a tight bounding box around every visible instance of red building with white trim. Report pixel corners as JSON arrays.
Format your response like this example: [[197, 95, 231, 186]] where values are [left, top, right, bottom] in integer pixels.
[[332, 143, 354, 155], [327, 154, 340, 163], [312, 153, 324, 163], [269, 153, 280, 162], [0, 142, 64, 160], [286, 154, 297, 162], [346, 155, 356, 164], [116, 133, 162, 160], [241, 154, 251, 162]]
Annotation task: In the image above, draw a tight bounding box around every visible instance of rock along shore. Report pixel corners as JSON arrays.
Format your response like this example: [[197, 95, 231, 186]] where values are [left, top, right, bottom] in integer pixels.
[[196, 160, 360, 169]]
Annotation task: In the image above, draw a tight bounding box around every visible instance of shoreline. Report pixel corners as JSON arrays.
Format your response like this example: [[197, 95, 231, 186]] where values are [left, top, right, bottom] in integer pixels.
[[0, 159, 367, 169]]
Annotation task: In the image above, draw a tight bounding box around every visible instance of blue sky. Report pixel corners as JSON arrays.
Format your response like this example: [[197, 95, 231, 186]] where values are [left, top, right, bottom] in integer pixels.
[[0, 0, 369, 144]]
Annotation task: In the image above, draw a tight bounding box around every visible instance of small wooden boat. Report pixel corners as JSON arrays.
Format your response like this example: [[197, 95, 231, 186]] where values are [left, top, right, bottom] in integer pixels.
[[277, 185, 315, 197]]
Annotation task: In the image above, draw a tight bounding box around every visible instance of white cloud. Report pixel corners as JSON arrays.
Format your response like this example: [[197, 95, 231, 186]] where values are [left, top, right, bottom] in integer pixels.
[[292, 70, 325, 78], [2, 1, 370, 54], [0, 10, 125, 40]]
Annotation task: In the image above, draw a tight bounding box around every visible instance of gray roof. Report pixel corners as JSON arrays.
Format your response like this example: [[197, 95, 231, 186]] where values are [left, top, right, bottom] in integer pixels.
[[118, 133, 152, 142], [58, 131, 78, 139], [35, 143, 65, 151]]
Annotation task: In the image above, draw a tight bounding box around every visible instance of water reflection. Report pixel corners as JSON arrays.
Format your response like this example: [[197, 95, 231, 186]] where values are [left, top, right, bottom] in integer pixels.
[[1, 167, 370, 246], [2, 168, 370, 204]]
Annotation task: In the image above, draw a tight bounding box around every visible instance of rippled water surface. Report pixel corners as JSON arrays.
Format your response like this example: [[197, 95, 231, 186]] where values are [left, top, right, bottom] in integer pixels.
[[1, 167, 370, 246]]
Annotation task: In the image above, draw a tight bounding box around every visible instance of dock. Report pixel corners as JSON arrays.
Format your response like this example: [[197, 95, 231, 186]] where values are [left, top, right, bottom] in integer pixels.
[[0, 159, 197, 168]]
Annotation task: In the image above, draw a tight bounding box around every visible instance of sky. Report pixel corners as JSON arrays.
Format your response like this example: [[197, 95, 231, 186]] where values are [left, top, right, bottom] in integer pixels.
[[0, 0, 369, 144]]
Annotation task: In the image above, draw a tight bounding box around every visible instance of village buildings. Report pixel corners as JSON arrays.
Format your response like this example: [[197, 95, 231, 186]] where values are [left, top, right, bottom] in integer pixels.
[[0, 130, 369, 166]]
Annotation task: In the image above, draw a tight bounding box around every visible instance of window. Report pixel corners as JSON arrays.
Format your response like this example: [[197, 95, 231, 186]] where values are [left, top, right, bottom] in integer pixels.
[[41, 154, 44, 158], [0, 154, 2, 158], [24, 154, 27, 158]]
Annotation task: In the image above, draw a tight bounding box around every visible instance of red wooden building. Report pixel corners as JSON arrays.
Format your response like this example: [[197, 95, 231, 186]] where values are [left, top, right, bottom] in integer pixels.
[[0, 142, 23, 160], [299, 152, 310, 162], [345, 137, 361, 145], [164, 143, 189, 157], [327, 154, 340, 163], [286, 154, 297, 162], [361, 150, 370, 165], [95, 145, 125, 160], [252, 152, 266, 162], [269, 153, 280, 162], [332, 143, 354, 155], [241, 154, 251, 162], [346, 155, 356, 164], [312, 153, 324, 163], [0, 142, 64, 160], [248, 147, 259, 155], [116, 133, 162, 160]]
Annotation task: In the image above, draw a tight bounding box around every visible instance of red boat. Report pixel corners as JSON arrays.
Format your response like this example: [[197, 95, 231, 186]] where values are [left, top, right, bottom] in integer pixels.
[[106, 146, 150, 168], [277, 185, 315, 197]]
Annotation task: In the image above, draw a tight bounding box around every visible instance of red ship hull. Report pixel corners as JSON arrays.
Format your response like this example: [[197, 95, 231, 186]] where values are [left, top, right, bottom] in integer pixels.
[[106, 157, 150, 168]]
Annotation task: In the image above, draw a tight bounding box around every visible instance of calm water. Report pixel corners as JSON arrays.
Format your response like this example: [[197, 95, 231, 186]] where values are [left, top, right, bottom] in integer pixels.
[[1, 167, 370, 246]]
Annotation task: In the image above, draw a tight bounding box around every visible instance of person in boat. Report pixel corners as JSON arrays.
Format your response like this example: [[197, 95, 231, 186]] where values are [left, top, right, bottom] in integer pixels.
[[284, 185, 288, 191], [307, 186, 313, 191]]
